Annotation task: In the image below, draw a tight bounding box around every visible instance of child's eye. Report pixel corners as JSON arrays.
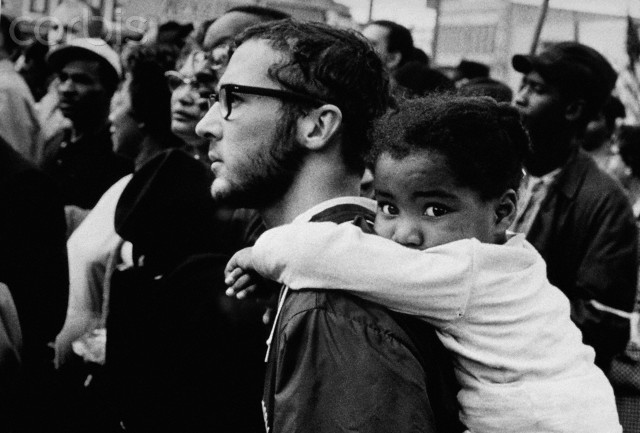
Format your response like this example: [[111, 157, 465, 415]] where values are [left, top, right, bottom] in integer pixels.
[[378, 202, 398, 215], [424, 205, 449, 217]]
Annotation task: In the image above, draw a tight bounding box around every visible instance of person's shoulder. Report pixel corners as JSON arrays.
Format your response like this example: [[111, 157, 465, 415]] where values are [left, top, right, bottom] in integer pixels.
[[0, 138, 45, 185], [281, 287, 410, 338], [574, 151, 624, 192], [565, 151, 630, 208]]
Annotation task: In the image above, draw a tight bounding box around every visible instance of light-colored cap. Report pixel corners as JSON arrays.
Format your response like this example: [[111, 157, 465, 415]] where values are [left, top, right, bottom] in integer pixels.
[[47, 37, 122, 81]]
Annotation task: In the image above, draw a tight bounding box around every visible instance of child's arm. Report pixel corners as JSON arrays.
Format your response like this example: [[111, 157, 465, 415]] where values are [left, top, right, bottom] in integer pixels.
[[227, 222, 476, 323]]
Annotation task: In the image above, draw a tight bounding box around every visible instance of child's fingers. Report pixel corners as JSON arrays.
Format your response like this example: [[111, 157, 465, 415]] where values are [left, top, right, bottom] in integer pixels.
[[224, 256, 238, 277], [224, 267, 244, 286], [231, 273, 254, 298], [235, 284, 258, 300], [262, 307, 274, 325]]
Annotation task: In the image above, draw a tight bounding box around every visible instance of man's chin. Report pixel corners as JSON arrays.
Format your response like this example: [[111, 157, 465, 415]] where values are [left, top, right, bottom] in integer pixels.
[[210, 179, 274, 210]]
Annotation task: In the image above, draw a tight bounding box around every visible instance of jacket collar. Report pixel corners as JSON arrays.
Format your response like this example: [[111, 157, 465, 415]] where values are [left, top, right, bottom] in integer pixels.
[[549, 148, 594, 200]]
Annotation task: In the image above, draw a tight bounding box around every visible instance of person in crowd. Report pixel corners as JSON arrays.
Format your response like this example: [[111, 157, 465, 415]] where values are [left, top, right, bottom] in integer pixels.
[[608, 123, 640, 432], [52, 43, 184, 433], [512, 41, 638, 371], [47, 1, 104, 46], [393, 61, 455, 97], [0, 281, 22, 433], [36, 2, 105, 157], [362, 19, 415, 74], [616, 125, 640, 218], [0, 132, 68, 432], [17, 39, 51, 102], [458, 76, 513, 103], [412, 46, 430, 65], [43, 38, 133, 209], [202, 5, 289, 51], [196, 19, 462, 432], [453, 59, 490, 87], [54, 43, 182, 369], [580, 95, 626, 172], [193, 18, 216, 47], [0, 15, 44, 165], [165, 48, 219, 161], [155, 21, 194, 50], [226, 95, 622, 433]]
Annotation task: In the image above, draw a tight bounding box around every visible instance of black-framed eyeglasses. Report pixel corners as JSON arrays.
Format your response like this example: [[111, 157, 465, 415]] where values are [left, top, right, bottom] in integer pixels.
[[165, 70, 217, 98], [207, 84, 329, 120]]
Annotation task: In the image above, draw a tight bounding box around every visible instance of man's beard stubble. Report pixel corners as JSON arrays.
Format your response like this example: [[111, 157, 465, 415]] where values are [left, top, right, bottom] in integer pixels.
[[211, 108, 307, 210]]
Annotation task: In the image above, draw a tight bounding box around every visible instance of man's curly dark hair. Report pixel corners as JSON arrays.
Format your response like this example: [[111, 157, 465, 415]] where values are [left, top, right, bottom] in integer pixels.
[[235, 19, 392, 175], [370, 94, 531, 200]]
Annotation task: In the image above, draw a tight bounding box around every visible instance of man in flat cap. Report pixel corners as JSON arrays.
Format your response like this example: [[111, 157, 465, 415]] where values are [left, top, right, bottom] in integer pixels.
[[44, 38, 132, 210], [512, 42, 637, 373]]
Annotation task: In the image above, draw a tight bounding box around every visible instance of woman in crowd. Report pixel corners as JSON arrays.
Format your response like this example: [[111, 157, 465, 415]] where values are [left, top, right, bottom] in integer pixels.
[[53, 42, 184, 433], [165, 45, 220, 162]]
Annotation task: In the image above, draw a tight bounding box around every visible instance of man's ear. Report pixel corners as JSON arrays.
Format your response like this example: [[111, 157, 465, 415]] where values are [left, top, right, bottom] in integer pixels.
[[296, 104, 342, 151], [494, 189, 518, 234], [564, 99, 585, 123]]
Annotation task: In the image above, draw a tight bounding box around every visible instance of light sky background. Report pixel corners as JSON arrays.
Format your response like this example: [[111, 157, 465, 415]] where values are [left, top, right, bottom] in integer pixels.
[[334, 0, 437, 52], [333, 0, 637, 68]]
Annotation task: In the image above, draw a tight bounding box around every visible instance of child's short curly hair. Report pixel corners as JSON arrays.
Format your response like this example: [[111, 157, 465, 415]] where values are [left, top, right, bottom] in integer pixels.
[[370, 94, 530, 200]]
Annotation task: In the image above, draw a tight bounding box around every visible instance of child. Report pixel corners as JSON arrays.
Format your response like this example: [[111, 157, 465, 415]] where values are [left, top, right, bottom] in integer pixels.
[[225, 96, 621, 433]]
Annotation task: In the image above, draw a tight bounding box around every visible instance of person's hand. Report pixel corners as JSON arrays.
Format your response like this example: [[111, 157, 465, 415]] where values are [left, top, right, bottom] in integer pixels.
[[225, 247, 261, 299], [225, 247, 280, 324]]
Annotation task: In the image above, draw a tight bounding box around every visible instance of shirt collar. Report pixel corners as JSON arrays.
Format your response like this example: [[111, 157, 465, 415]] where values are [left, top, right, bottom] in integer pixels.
[[293, 196, 376, 224]]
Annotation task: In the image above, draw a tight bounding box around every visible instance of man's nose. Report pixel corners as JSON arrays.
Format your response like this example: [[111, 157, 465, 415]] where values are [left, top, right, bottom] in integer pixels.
[[57, 78, 75, 93], [391, 220, 424, 248], [513, 87, 528, 107], [195, 106, 221, 140]]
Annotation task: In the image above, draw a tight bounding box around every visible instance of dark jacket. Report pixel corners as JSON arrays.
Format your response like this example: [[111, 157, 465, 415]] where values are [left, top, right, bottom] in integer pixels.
[[0, 137, 68, 432], [42, 125, 133, 209], [106, 150, 266, 432], [528, 149, 638, 370], [0, 137, 68, 368], [263, 202, 463, 433]]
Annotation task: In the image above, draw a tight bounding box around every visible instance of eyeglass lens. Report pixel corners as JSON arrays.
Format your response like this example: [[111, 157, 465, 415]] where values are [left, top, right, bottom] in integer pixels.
[[207, 87, 230, 119]]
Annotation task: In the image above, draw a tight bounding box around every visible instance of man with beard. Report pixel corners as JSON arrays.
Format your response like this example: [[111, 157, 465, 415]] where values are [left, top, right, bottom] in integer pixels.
[[511, 42, 637, 372], [196, 20, 462, 432], [44, 38, 132, 209]]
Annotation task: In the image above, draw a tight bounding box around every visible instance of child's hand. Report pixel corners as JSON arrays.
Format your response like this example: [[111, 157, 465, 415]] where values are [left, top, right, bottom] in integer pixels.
[[225, 247, 261, 299]]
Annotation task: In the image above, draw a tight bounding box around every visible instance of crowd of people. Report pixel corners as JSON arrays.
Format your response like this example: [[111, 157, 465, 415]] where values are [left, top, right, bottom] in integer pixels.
[[1, 2, 640, 432]]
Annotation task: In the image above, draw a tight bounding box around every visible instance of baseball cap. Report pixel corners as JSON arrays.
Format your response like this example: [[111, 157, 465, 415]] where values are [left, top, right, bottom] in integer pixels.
[[512, 42, 617, 117], [47, 37, 122, 82]]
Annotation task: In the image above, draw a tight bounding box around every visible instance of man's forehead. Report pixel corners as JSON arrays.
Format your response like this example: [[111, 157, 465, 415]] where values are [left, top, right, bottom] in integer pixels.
[[61, 59, 101, 74], [219, 39, 280, 86], [523, 71, 547, 85]]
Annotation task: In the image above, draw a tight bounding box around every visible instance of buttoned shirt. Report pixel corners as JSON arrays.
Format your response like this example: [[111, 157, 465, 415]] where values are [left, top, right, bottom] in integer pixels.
[[511, 168, 561, 235]]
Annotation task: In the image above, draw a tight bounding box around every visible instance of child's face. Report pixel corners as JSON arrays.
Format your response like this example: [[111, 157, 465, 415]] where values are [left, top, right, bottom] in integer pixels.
[[373, 151, 503, 250]]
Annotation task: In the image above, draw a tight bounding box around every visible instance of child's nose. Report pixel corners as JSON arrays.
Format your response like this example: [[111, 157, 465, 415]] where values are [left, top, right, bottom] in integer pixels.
[[391, 222, 423, 249]]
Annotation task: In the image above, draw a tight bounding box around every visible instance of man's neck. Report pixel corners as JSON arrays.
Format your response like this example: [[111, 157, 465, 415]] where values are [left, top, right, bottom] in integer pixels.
[[525, 130, 576, 177], [259, 160, 362, 228], [71, 116, 109, 141]]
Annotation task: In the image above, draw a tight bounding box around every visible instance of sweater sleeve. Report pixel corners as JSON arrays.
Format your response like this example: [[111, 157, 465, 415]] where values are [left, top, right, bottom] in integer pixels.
[[251, 222, 475, 324]]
